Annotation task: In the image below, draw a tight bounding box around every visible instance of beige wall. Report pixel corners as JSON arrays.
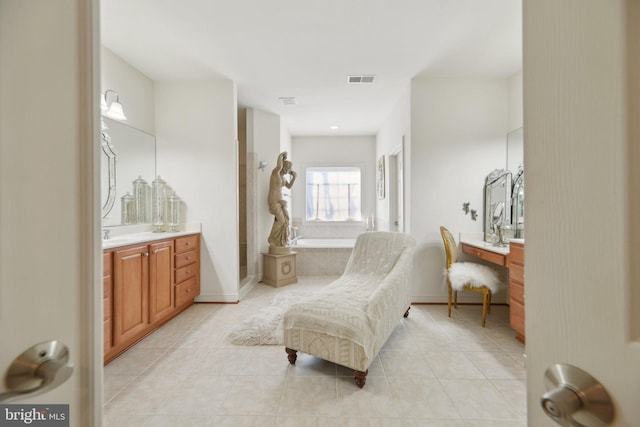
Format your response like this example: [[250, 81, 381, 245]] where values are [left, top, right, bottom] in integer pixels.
[[410, 76, 510, 303]]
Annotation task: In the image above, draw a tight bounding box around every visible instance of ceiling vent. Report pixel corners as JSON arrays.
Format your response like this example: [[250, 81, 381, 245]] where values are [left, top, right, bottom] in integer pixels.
[[347, 75, 376, 84], [278, 97, 297, 105]]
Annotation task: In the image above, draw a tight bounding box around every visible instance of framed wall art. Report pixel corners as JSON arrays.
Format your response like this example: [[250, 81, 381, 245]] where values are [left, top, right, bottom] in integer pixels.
[[377, 155, 385, 199]]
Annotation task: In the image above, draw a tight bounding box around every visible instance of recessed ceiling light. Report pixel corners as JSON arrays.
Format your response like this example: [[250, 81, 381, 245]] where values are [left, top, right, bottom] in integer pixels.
[[330, 125, 339, 130]]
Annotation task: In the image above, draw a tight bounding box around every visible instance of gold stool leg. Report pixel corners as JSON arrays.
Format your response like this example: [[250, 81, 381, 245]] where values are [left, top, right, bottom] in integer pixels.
[[487, 291, 492, 314], [454, 290, 458, 309], [447, 285, 452, 317], [481, 292, 489, 327]]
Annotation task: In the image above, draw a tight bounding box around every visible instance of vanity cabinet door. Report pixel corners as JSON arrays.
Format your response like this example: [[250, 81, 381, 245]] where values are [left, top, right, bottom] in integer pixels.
[[103, 252, 113, 356], [149, 240, 175, 324], [113, 245, 150, 346]]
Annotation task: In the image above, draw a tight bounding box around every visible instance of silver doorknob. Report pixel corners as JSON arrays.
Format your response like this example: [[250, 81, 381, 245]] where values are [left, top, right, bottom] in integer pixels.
[[541, 363, 614, 426], [0, 340, 73, 402]]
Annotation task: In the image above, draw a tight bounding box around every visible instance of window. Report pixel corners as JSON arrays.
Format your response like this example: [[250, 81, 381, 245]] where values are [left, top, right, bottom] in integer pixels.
[[306, 167, 361, 221]]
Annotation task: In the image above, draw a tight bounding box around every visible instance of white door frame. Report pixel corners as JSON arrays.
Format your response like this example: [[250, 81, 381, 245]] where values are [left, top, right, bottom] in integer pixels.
[[388, 138, 405, 232], [0, 0, 101, 424]]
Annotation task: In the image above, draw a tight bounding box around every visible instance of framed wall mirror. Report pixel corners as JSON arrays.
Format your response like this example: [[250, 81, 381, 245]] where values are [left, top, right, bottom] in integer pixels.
[[484, 169, 512, 243], [507, 127, 524, 238], [101, 117, 156, 226]]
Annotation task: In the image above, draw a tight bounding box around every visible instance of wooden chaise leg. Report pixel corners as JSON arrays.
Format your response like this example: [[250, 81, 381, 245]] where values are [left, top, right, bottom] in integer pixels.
[[354, 369, 368, 388], [285, 347, 297, 365], [403, 306, 410, 318]]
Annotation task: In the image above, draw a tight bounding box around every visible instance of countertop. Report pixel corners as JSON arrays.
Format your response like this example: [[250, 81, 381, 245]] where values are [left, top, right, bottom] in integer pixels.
[[459, 237, 511, 255], [102, 223, 201, 249]]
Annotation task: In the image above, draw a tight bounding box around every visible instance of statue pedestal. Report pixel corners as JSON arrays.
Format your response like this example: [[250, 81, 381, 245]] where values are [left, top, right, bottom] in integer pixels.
[[262, 250, 297, 287]]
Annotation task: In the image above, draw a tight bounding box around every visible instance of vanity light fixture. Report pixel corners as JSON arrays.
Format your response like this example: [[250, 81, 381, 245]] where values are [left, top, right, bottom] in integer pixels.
[[101, 89, 127, 121]]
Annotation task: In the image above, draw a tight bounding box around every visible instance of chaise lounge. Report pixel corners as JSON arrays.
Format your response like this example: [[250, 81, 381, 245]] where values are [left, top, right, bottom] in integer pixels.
[[283, 231, 416, 387]]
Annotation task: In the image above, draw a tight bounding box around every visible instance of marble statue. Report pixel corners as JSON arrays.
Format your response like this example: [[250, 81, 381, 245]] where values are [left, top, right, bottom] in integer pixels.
[[267, 151, 297, 250]]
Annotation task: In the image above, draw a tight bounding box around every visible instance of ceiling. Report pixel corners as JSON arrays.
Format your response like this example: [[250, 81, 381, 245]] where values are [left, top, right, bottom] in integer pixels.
[[101, 0, 522, 136]]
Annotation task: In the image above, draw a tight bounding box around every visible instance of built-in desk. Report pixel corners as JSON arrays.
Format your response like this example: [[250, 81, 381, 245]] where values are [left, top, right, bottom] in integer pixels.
[[460, 237, 525, 342], [459, 238, 509, 266]]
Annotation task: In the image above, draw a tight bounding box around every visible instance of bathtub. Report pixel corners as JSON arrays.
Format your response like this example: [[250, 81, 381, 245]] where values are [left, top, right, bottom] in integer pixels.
[[292, 238, 355, 275], [294, 238, 356, 249]]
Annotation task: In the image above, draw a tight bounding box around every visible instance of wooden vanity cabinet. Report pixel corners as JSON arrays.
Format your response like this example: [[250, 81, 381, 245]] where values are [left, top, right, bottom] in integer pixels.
[[112, 244, 150, 348], [508, 241, 525, 342], [174, 234, 200, 308], [149, 240, 174, 324], [104, 233, 200, 363]]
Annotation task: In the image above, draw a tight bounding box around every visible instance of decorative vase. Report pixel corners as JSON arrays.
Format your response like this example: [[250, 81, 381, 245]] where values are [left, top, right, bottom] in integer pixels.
[[132, 176, 149, 223], [167, 191, 181, 232], [151, 176, 167, 232], [120, 192, 135, 225]]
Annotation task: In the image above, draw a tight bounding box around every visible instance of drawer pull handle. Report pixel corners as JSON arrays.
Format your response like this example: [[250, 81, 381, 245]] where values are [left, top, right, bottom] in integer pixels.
[[185, 242, 190, 246], [186, 257, 191, 260], [186, 270, 191, 274]]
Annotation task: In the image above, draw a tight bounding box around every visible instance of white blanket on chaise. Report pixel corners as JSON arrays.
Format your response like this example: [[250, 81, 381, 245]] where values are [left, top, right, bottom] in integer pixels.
[[283, 231, 415, 372]]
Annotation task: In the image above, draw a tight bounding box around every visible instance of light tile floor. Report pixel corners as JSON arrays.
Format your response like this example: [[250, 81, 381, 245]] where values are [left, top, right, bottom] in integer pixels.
[[103, 276, 526, 426]]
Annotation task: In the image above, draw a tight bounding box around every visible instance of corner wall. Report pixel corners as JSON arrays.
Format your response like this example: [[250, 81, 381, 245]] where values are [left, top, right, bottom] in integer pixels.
[[155, 81, 239, 302], [376, 84, 411, 232], [410, 76, 510, 303], [245, 108, 282, 276], [100, 46, 155, 134], [290, 135, 376, 238]]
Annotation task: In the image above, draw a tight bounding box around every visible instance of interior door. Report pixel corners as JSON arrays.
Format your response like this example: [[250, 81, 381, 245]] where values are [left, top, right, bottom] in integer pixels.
[[525, 0, 640, 425], [0, 1, 101, 425]]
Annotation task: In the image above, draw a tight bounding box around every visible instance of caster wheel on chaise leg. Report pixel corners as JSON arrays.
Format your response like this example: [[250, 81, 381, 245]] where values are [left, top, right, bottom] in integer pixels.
[[285, 347, 297, 365], [404, 307, 410, 318], [354, 370, 368, 388]]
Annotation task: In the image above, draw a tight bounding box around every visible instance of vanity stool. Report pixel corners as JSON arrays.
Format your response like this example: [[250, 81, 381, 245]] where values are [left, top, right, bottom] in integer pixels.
[[440, 226, 502, 326]]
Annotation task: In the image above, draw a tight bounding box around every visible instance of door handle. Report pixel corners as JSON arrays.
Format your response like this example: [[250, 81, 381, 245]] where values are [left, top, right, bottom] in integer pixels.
[[541, 363, 614, 426], [0, 340, 73, 402]]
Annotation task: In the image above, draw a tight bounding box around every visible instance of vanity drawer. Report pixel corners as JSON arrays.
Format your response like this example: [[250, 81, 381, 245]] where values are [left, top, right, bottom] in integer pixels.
[[509, 242, 524, 264], [175, 249, 197, 269], [175, 276, 198, 307], [510, 299, 525, 337], [175, 264, 197, 284], [175, 235, 198, 254], [510, 263, 524, 284], [461, 243, 506, 266], [510, 282, 524, 304]]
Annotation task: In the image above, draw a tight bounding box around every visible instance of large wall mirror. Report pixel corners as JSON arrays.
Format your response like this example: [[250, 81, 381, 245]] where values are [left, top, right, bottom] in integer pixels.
[[101, 117, 156, 226]]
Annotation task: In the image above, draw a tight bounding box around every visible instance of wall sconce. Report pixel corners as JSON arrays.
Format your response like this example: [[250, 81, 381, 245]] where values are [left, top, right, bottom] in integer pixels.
[[101, 89, 127, 121], [258, 161, 268, 171]]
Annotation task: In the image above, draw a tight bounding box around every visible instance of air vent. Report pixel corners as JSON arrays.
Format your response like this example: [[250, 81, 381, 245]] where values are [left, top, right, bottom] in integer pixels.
[[347, 75, 376, 84], [278, 97, 297, 105]]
